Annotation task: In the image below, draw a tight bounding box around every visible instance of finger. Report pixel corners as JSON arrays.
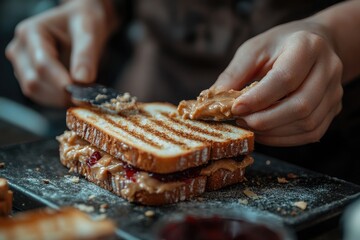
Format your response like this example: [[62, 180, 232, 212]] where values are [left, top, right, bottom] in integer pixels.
[[69, 14, 103, 83], [232, 41, 317, 116], [26, 27, 72, 89], [212, 39, 269, 91], [255, 102, 342, 146], [241, 58, 331, 132], [8, 39, 71, 107], [255, 88, 342, 137]]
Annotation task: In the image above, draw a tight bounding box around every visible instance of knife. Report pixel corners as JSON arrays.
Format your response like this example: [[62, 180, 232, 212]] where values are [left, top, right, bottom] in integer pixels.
[[66, 84, 137, 114]]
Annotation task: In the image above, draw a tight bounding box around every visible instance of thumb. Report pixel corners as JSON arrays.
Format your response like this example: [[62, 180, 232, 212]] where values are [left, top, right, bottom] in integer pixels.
[[212, 44, 265, 91], [70, 15, 103, 83]]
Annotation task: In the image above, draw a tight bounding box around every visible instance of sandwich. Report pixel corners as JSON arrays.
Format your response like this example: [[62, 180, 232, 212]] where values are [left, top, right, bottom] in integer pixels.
[[178, 81, 258, 121], [57, 102, 254, 205]]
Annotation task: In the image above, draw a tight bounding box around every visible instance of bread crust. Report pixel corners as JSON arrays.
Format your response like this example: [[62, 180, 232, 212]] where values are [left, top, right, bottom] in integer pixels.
[[66, 103, 254, 174], [58, 133, 251, 205]]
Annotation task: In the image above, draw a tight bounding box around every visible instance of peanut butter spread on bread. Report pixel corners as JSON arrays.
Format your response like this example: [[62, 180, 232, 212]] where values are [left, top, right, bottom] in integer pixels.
[[178, 82, 258, 121], [57, 131, 253, 202]]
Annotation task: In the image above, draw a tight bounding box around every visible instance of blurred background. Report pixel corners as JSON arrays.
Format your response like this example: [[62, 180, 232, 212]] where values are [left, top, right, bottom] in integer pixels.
[[0, 0, 131, 146], [0, 0, 62, 145]]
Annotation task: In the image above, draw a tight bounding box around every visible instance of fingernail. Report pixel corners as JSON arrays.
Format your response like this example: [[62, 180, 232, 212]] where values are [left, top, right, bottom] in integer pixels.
[[232, 103, 250, 115], [73, 66, 89, 82]]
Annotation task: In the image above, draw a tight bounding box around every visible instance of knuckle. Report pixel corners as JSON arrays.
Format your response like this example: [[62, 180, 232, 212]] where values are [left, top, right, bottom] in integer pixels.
[[15, 20, 31, 40], [299, 116, 318, 132], [5, 42, 16, 60], [293, 97, 312, 118], [308, 33, 326, 52], [331, 55, 343, 76], [306, 128, 324, 143], [21, 78, 39, 97], [247, 117, 268, 131]]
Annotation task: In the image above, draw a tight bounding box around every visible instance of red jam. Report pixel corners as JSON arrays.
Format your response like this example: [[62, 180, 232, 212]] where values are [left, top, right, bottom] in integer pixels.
[[158, 215, 282, 240], [86, 151, 102, 167]]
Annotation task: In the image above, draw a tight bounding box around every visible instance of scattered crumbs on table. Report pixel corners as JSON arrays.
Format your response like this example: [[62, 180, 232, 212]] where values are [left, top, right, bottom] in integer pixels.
[[88, 195, 96, 200], [294, 201, 307, 210], [238, 198, 248, 205], [277, 177, 289, 184], [99, 203, 109, 213], [287, 173, 298, 179], [74, 203, 95, 213], [144, 210, 155, 217], [70, 176, 80, 183], [243, 188, 259, 200], [42, 179, 50, 184]]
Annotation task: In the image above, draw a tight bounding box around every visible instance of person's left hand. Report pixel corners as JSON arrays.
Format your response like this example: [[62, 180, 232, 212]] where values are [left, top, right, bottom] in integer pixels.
[[213, 20, 343, 146]]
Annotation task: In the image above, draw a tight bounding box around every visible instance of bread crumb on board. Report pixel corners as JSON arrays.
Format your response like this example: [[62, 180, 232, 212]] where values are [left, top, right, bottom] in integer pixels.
[[238, 199, 249, 205], [144, 210, 155, 217], [294, 201, 307, 210], [243, 188, 260, 200], [74, 204, 95, 213], [277, 177, 289, 184]]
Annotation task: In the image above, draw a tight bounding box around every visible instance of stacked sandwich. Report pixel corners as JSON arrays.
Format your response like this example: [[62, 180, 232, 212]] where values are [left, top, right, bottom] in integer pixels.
[[57, 103, 254, 205]]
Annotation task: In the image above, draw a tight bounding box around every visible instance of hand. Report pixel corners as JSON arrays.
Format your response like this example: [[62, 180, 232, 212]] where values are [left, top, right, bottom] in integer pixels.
[[5, 0, 118, 107], [213, 20, 343, 146]]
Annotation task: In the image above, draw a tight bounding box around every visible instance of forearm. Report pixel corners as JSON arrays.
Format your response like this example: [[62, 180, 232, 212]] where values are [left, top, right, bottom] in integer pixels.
[[308, 0, 360, 84]]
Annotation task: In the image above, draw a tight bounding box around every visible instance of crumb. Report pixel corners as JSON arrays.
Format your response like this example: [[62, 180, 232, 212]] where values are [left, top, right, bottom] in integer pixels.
[[70, 176, 80, 183], [74, 204, 95, 213], [238, 199, 248, 205], [287, 173, 298, 179], [144, 210, 155, 217], [42, 179, 50, 184], [95, 94, 107, 101], [197, 197, 204, 202], [35, 167, 40, 171], [99, 203, 109, 213], [277, 177, 289, 184], [265, 160, 271, 165], [276, 207, 281, 212], [243, 188, 259, 200], [0, 162, 5, 168], [88, 195, 96, 200], [294, 201, 307, 210]]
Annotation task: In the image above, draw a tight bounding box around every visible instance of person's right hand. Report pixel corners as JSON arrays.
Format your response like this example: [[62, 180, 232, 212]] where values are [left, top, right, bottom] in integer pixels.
[[5, 0, 118, 107]]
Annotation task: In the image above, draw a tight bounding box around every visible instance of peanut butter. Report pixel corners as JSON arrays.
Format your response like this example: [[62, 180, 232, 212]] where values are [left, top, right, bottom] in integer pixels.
[[58, 131, 254, 201], [178, 82, 258, 121]]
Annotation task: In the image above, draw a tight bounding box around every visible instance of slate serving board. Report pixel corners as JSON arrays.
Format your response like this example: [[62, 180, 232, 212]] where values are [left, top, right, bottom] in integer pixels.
[[0, 139, 359, 240]]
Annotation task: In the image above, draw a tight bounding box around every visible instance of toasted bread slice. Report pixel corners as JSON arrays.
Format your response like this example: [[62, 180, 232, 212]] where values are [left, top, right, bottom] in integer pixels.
[[57, 131, 253, 205], [66, 103, 254, 173], [0, 207, 115, 240]]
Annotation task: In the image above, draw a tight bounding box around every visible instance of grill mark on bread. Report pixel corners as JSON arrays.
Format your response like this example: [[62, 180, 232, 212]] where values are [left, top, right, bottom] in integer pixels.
[[130, 116, 189, 148], [148, 118, 210, 143], [160, 112, 223, 138], [88, 109, 162, 149]]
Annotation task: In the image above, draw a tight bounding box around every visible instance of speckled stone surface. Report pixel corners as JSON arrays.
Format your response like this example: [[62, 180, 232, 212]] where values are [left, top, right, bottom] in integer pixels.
[[0, 139, 359, 240]]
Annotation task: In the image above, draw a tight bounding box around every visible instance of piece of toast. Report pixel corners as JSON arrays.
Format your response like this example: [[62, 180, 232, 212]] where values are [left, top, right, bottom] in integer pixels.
[[0, 207, 115, 240], [66, 103, 254, 174], [58, 131, 253, 205]]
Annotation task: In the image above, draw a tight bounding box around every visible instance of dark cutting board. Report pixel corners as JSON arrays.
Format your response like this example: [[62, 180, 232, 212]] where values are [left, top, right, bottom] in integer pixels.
[[0, 139, 359, 240]]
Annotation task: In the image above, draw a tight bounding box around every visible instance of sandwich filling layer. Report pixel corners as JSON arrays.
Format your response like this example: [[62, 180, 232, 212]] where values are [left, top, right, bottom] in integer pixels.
[[57, 131, 253, 203]]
